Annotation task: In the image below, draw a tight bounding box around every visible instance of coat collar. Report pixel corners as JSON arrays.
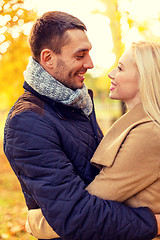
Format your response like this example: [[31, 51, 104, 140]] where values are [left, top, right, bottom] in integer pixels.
[[91, 103, 152, 167]]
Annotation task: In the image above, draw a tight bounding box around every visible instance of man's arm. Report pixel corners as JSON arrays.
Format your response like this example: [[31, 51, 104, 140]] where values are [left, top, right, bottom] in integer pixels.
[[26, 126, 160, 239], [26, 209, 160, 240], [4, 112, 158, 240]]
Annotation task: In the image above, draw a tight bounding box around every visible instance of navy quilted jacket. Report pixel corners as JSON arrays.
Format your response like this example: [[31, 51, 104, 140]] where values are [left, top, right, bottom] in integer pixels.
[[3, 82, 157, 240]]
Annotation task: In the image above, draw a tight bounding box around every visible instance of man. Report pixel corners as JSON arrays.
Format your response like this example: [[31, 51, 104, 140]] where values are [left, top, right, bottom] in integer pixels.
[[3, 11, 159, 240]]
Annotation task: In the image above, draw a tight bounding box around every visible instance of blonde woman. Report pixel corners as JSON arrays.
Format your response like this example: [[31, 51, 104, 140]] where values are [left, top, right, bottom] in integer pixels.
[[26, 41, 160, 239]]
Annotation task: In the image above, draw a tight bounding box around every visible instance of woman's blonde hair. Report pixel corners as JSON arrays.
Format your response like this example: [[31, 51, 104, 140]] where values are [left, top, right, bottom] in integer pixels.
[[132, 41, 160, 126]]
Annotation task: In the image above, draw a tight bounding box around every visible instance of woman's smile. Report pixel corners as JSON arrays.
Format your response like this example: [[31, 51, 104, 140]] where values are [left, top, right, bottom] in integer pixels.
[[110, 81, 117, 91]]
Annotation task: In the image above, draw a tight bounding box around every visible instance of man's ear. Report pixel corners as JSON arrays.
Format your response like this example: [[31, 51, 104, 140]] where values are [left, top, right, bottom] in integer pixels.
[[40, 49, 56, 69]]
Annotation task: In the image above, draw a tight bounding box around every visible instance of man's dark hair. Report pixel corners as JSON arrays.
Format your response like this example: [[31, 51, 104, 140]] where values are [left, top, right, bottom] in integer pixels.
[[28, 11, 87, 61]]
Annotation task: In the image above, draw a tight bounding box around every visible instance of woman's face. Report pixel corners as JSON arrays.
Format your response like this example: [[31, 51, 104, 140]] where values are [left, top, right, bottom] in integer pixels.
[[108, 48, 141, 109]]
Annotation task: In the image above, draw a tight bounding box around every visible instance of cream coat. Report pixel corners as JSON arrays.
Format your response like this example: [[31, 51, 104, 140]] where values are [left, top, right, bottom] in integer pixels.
[[87, 103, 160, 213], [27, 103, 160, 239]]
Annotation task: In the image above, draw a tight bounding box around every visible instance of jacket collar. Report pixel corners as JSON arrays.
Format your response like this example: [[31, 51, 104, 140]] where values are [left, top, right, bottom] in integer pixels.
[[91, 103, 152, 167]]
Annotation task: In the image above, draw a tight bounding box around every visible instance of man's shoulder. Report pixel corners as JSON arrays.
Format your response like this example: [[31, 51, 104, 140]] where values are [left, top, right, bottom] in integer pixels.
[[11, 91, 45, 119]]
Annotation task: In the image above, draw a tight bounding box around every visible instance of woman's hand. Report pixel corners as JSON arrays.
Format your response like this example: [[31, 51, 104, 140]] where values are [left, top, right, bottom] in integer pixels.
[[155, 214, 160, 235]]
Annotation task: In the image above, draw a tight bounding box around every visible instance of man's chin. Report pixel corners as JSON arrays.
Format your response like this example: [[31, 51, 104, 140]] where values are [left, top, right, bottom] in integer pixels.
[[78, 81, 85, 89], [71, 83, 84, 90]]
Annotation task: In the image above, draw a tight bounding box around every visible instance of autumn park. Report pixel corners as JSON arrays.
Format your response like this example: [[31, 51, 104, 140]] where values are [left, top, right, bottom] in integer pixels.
[[1, 0, 160, 239]]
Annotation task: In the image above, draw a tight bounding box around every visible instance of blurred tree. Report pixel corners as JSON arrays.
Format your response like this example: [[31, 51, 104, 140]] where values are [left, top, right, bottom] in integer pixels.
[[93, 0, 160, 115], [0, 0, 37, 109], [92, 0, 126, 114], [0, 34, 32, 109], [101, 0, 125, 66]]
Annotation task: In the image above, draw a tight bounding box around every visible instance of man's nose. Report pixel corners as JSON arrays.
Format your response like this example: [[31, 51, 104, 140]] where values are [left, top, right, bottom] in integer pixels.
[[83, 55, 94, 69]]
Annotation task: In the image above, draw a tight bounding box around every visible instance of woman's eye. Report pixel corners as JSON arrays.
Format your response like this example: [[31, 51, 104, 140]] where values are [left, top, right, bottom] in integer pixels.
[[118, 66, 122, 71]]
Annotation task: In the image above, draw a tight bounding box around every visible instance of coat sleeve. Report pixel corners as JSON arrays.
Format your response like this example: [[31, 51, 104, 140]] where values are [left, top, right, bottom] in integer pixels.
[[87, 123, 160, 204], [4, 112, 158, 240], [26, 208, 59, 239]]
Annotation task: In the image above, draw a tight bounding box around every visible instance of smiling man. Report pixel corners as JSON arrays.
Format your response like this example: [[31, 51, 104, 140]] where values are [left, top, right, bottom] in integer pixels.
[[3, 11, 158, 240], [39, 28, 93, 90]]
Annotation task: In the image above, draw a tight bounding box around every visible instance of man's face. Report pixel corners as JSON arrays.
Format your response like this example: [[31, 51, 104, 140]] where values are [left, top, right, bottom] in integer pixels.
[[51, 29, 94, 90]]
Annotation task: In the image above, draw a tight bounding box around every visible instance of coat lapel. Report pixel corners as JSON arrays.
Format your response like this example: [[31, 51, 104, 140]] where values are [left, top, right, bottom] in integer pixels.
[[91, 103, 151, 167]]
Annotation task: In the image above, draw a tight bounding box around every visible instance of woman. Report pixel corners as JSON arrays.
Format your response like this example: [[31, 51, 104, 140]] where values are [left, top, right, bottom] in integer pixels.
[[26, 41, 160, 239]]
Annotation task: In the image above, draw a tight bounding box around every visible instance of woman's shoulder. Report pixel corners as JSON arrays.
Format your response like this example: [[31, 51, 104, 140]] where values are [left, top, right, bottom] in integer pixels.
[[130, 119, 160, 146]]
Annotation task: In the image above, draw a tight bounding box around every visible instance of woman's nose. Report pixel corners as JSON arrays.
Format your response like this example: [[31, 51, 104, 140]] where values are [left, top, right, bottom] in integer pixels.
[[108, 69, 116, 79]]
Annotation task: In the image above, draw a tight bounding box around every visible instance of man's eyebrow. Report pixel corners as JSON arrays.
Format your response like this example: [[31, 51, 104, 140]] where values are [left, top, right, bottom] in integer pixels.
[[74, 48, 90, 54]]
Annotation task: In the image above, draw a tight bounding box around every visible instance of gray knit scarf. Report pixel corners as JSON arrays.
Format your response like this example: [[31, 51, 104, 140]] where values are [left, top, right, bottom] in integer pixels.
[[23, 57, 93, 116]]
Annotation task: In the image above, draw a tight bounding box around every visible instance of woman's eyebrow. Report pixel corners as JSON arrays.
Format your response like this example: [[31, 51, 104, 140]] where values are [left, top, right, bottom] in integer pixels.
[[118, 61, 124, 67]]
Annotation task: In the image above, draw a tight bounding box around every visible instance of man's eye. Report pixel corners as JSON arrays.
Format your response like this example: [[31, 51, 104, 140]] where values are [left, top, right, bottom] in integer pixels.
[[76, 55, 84, 59]]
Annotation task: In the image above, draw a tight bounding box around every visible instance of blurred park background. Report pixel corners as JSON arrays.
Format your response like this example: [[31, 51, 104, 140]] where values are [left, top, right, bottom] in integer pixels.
[[1, 0, 160, 239]]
